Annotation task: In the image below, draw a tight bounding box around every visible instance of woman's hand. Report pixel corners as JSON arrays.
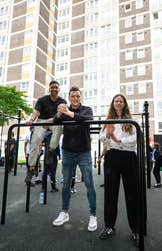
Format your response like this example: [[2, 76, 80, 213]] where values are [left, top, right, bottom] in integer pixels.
[[111, 133, 121, 143], [106, 125, 121, 143], [106, 125, 115, 138]]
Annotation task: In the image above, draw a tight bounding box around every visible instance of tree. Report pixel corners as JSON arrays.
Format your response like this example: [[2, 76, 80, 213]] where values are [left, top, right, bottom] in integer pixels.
[[0, 86, 33, 125]]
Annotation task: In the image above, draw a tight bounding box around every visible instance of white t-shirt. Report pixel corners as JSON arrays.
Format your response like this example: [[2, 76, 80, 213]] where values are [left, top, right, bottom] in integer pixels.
[[25, 133, 31, 154]]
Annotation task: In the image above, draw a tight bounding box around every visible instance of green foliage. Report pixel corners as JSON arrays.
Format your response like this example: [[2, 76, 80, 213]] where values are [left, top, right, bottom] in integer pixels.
[[0, 86, 33, 125]]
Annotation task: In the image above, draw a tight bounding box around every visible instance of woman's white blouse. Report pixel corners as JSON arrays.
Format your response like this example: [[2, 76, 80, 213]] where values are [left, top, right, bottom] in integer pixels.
[[99, 124, 137, 152]]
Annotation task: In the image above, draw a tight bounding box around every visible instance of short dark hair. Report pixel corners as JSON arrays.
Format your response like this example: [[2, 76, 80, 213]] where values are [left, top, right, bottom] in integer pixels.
[[49, 80, 59, 86], [69, 86, 81, 96]]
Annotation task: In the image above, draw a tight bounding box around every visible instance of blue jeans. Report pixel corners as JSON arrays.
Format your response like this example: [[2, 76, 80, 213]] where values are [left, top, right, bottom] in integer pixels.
[[62, 151, 96, 215]]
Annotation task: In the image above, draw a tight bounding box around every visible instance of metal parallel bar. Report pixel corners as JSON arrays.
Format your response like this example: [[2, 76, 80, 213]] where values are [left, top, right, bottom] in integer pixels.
[[1, 131, 10, 224], [137, 129, 145, 251], [25, 184, 31, 213], [0, 119, 146, 251], [144, 102, 151, 189], [97, 139, 101, 175], [14, 109, 22, 176], [94, 150, 97, 168], [43, 158, 48, 205], [97, 116, 101, 175]]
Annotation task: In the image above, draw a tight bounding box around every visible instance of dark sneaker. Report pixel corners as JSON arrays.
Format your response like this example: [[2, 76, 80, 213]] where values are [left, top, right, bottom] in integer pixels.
[[50, 187, 59, 192], [99, 227, 115, 240], [45, 150, 53, 165], [30, 182, 35, 187], [24, 170, 34, 185], [132, 233, 139, 247], [35, 180, 42, 185], [154, 183, 161, 188]]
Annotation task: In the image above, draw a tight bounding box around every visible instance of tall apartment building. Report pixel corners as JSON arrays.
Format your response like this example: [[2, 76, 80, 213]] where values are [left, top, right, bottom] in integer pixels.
[[55, 0, 119, 116], [1, 0, 162, 138], [4, 0, 57, 106], [150, 0, 162, 135], [119, 0, 154, 136], [0, 0, 11, 83], [56, 0, 162, 137]]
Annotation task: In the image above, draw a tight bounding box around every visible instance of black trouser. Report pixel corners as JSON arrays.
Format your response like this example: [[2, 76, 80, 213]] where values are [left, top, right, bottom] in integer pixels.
[[42, 153, 58, 190], [104, 149, 138, 233], [153, 161, 161, 184]]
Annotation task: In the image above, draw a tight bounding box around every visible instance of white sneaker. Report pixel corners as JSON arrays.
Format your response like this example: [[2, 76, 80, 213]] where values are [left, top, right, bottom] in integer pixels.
[[71, 188, 77, 193], [52, 212, 69, 226], [88, 215, 97, 231]]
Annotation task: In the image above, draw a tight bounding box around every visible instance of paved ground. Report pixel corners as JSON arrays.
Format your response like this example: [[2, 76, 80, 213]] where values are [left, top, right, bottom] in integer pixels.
[[0, 164, 161, 251]]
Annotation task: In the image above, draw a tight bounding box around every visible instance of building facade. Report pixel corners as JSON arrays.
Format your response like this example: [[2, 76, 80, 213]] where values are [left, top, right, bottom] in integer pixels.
[[3, 0, 57, 106]]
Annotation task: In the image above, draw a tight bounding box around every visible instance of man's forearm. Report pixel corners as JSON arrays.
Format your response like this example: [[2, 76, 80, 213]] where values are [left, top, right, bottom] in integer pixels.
[[29, 110, 40, 122]]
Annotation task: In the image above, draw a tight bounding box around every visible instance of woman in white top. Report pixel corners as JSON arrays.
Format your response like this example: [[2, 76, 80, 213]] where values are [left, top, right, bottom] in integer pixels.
[[99, 94, 139, 247]]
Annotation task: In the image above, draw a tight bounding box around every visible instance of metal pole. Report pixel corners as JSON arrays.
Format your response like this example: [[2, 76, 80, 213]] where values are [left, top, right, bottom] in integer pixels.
[[1, 130, 10, 224], [94, 150, 97, 168], [144, 101, 151, 189], [25, 184, 31, 213], [98, 139, 101, 175], [0, 115, 4, 150], [14, 109, 22, 176]]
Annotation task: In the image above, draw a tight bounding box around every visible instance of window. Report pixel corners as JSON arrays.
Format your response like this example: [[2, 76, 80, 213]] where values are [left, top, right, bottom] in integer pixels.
[[125, 17, 132, 28], [137, 65, 145, 76], [59, 0, 70, 5], [136, 15, 144, 25], [0, 51, 5, 61], [125, 68, 133, 78], [128, 100, 134, 113], [27, 0, 35, 8], [137, 48, 145, 58], [125, 3, 131, 12], [0, 5, 8, 15], [125, 50, 133, 60], [20, 82, 29, 91], [58, 21, 69, 31], [58, 8, 70, 18], [0, 66, 3, 77], [158, 122, 162, 131], [125, 34, 132, 44], [85, 13, 98, 25], [136, 32, 144, 41], [85, 27, 98, 38], [23, 47, 31, 57], [0, 35, 7, 45], [22, 64, 30, 73], [157, 102, 162, 116], [138, 82, 146, 94], [136, 0, 143, 9], [153, 12, 158, 20], [46, 73, 51, 84], [26, 14, 33, 24], [24, 30, 32, 40], [0, 20, 8, 30], [57, 34, 69, 44], [56, 63, 68, 72], [126, 85, 134, 95], [139, 101, 144, 112], [57, 48, 68, 58]]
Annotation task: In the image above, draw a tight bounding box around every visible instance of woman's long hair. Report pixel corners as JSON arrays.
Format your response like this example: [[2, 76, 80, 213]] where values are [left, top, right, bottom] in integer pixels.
[[103, 94, 133, 134]]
